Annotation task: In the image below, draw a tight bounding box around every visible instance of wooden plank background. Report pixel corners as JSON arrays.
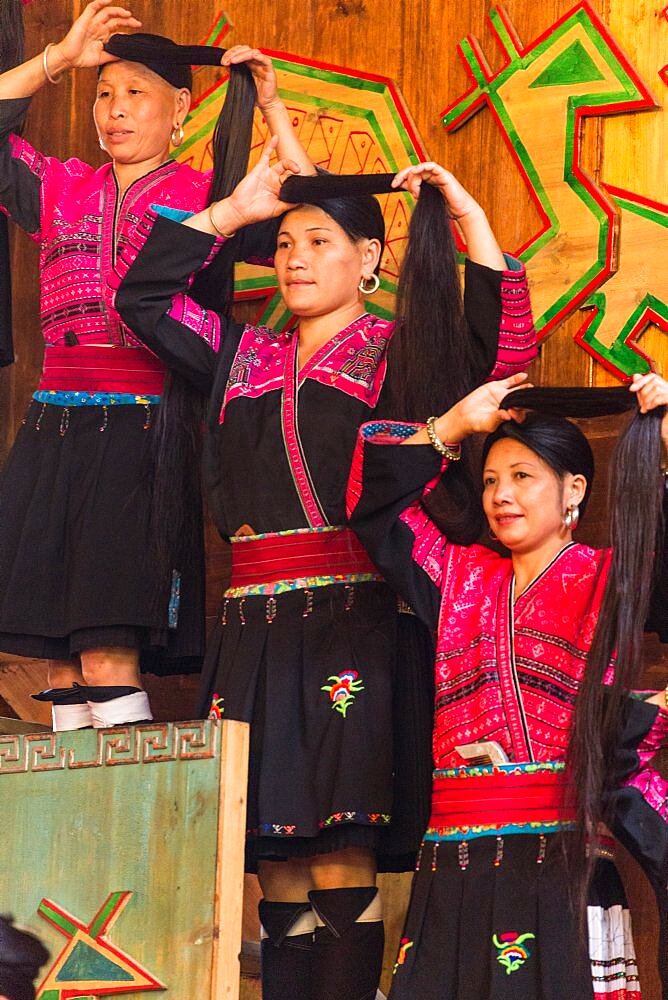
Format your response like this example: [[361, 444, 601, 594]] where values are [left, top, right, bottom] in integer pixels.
[[1, 0, 666, 996]]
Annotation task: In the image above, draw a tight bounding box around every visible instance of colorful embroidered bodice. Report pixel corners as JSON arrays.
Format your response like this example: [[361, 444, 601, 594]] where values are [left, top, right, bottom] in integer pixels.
[[347, 423, 668, 826], [0, 99, 215, 394]]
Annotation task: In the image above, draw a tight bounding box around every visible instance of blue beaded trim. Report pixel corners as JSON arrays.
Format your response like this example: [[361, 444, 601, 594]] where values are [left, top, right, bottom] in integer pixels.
[[361, 420, 420, 439], [168, 571, 181, 629], [423, 820, 575, 843], [433, 761, 567, 779], [33, 390, 161, 407], [151, 203, 195, 223]]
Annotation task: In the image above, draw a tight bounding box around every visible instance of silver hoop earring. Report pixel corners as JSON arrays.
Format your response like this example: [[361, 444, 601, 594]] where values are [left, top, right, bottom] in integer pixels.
[[171, 125, 184, 147], [564, 503, 580, 531], [98, 137, 107, 152], [358, 274, 379, 295]]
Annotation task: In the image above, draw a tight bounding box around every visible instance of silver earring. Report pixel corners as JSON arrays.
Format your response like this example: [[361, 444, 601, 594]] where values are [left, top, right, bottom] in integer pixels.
[[171, 125, 184, 147], [99, 137, 106, 151], [564, 503, 580, 530], [358, 273, 379, 295]]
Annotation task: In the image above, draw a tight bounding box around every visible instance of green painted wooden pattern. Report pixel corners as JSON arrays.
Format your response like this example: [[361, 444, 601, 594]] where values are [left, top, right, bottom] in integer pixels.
[[443, 3, 667, 379], [0, 722, 225, 999]]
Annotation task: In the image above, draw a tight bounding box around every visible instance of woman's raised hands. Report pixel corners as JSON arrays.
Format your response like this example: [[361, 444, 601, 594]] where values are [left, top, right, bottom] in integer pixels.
[[392, 162, 481, 221], [54, 0, 142, 71], [197, 136, 301, 237], [427, 372, 531, 447]]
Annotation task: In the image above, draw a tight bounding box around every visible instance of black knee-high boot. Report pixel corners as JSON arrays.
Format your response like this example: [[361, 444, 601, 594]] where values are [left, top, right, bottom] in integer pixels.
[[309, 887, 384, 1000], [259, 899, 314, 1000]]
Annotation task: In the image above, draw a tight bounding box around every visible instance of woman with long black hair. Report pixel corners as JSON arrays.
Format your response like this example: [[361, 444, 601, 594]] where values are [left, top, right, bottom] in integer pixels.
[[347, 371, 668, 999], [0, 0, 309, 729], [114, 151, 536, 999]]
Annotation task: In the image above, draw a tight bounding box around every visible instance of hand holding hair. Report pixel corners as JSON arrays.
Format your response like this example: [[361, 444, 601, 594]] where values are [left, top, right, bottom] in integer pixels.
[[630, 371, 668, 450], [439, 371, 531, 440], [392, 162, 480, 220], [629, 371, 668, 410], [221, 45, 280, 111], [403, 372, 531, 447], [189, 135, 301, 236], [392, 161, 505, 269]]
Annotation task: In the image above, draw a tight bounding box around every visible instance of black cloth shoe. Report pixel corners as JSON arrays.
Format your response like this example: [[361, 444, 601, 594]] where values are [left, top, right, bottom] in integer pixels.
[[259, 899, 314, 1000], [31, 684, 88, 705], [309, 887, 384, 1000]]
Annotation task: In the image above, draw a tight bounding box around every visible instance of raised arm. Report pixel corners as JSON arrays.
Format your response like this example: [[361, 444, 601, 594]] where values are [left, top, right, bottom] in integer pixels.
[[183, 135, 298, 238], [115, 144, 298, 390], [0, 0, 141, 99], [393, 162, 505, 270], [413, 167, 538, 380], [404, 371, 530, 448], [113, 213, 224, 394], [221, 46, 315, 179], [348, 374, 528, 627]]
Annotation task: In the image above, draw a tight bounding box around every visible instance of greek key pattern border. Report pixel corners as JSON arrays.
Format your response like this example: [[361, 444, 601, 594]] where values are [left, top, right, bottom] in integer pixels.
[[0, 721, 220, 774]]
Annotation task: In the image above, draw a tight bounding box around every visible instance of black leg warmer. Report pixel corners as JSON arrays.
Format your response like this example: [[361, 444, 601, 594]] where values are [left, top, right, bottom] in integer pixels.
[[309, 887, 384, 1000], [259, 899, 314, 1000]]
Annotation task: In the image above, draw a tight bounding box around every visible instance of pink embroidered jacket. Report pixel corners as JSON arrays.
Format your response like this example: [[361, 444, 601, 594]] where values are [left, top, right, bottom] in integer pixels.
[[347, 422, 668, 798], [346, 419, 668, 928], [0, 98, 272, 395]]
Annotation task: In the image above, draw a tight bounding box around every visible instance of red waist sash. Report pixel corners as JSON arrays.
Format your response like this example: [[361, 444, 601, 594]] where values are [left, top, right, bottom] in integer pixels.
[[38, 345, 166, 394], [429, 767, 576, 829], [229, 528, 379, 588]]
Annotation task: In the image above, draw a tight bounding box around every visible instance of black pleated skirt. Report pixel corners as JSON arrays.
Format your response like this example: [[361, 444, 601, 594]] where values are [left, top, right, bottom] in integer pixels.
[[199, 582, 434, 873], [0, 400, 204, 673], [389, 835, 639, 1000]]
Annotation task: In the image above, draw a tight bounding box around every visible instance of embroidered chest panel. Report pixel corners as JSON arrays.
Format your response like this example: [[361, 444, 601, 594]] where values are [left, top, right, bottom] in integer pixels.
[[221, 316, 393, 423], [12, 140, 210, 349], [432, 543, 607, 767]]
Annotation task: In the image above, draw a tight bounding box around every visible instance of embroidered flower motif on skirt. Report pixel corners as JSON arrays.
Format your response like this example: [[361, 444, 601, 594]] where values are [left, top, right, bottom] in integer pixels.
[[393, 938, 414, 975], [208, 693, 225, 720], [321, 669, 364, 716], [492, 932, 536, 975], [319, 811, 391, 829]]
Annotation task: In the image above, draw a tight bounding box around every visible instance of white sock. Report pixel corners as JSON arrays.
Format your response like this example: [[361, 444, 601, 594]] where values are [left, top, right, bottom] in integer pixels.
[[88, 691, 153, 728], [52, 702, 94, 731], [312, 893, 383, 928], [260, 909, 316, 940]]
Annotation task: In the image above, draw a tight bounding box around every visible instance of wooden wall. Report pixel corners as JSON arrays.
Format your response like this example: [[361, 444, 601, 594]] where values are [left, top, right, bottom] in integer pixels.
[[1, 0, 667, 995], [3, 0, 668, 451]]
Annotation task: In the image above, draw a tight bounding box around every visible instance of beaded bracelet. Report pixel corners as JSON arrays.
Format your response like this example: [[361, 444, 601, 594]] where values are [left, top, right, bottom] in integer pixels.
[[43, 44, 63, 85], [426, 416, 462, 461], [208, 205, 236, 239]]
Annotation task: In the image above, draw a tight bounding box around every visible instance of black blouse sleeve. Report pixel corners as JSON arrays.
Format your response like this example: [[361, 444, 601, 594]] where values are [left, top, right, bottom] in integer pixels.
[[0, 98, 41, 235], [347, 421, 451, 632], [231, 217, 278, 265], [115, 215, 231, 395]]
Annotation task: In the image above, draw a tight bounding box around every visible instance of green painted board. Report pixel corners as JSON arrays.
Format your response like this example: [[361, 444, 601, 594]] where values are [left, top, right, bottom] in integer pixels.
[[0, 720, 248, 999]]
